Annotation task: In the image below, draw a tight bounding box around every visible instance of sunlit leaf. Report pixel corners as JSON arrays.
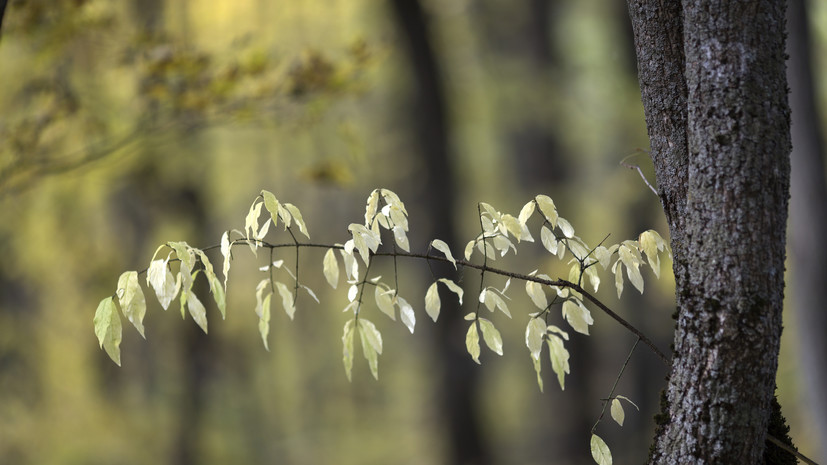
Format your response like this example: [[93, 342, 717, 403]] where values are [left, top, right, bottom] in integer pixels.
[[397, 296, 415, 333], [220, 231, 231, 290], [323, 248, 339, 289], [275, 282, 295, 319], [464, 312, 476, 321], [619, 244, 644, 293], [613, 261, 624, 298], [519, 200, 536, 224], [548, 335, 570, 390], [147, 257, 178, 310], [245, 199, 264, 240], [255, 279, 271, 349], [541, 226, 558, 254], [169, 241, 195, 274], [465, 321, 481, 364], [594, 245, 613, 270], [535, 195, 558, 227], [261, 190, 280, 229], [557, 217, 574, 238], [340, 246, 359, 281], [358, 321, 380, 380], [616, 395, 640, 411], [526, 318, 546, 360], [392, 225, 410, 252], [93, 297, 122, 366], [117, 271, 146, 338], [525, 280, 548, 309], [501, 214, 523, 241], [425, 282, 440, 322], [611, 398, 625, 426], [431, 239, 457, 269], [359, 319, 383, 355], [548, 324, 569, 340], [186, 291, 208, 334], [348, 284, 359, 302], [284, 203, 309, 238], [590, 434, 612, 465], [365, 189, 380, 226], [584, 266, 600, 292], [375, 286, 396, 320], [562, 299, 593, 335], [533, 354, 544, 392], [464, 240, 476, 261], [478, 318, 503, 356], [342, 319, 355, 381], [438, 278, 464, 305]]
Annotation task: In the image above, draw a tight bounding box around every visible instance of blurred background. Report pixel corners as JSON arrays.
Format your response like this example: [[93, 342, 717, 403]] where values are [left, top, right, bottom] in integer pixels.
[[0, 1, 824, 464]]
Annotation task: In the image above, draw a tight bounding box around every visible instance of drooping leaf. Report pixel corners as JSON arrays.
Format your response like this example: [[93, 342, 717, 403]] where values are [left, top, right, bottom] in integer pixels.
[[525, 318, 546, 360], [548, 335, 570, 390], [438, 278, 464, 305], [590, 434, 612, 465], [275, 282, 295, 320], [147, 257, 178, 310], [611, 398, 625, 426], [478, 318, 503, 356], [535, 195, 558, 227], [359, 321, 380, 380], [584, 266, 600, 292], [425, 282, 441, 322], [639, 230, 665, 278], [255, 279, 271, 349], [340, 246, 359, 281], [93, 297, 122, 366], [186, 291, 208, 334], [261, 190, 280, 229], [169, 241, 195, 274], [284, 203, 309, 238], [532, 354, 544, 392], [359, 319, 383, 355], [562, 299, 593, 335], [374, 286, 396, 320], [465, 321, 481, 364], [501, 214, 523, 241], [348, 284, 359, 302], [613, 261, 625, 298], [392, 225, 410, 252], [593, 245, 613, 270], [365, 189, 380, 226], [220, 231, 231, 290], [464, 240, 476, 261], [557, 217, 575, 238], [616, 395, 640, 411], [323, 248, 339, 289], [540, 226, 558, 254], [431, 239, 457, 269], [518, 200, 536, 224], [245, 199, 264, 242], [342, 319, 355, 381], [117, 271, 146, 338], [397, 296, 415, 333], [525, 280, 548, 310], [619, 244, 644, 293]]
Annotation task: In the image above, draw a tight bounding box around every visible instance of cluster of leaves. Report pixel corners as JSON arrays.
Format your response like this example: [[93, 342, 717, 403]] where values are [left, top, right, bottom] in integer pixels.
[[93, 188, 669, 465]]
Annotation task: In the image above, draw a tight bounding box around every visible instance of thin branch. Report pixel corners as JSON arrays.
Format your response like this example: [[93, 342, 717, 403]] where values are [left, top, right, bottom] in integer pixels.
[[591, 338, 640, 433], [620, 151, 658, 196]]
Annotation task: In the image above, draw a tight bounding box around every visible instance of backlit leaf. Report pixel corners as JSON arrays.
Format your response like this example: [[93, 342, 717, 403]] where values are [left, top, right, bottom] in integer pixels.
[[365, 189, 379, 226], [611, 398, 625, 426], [562, 299, 593, 335], [425, 282, 440, 322], [526, 318, 546, 360], [186, 291, 208, 334], [590, 434, 612, 465], [147, 258, 178, 310], [464, 240, 476, 261], [261, 190, 280, 229], [557, 217, 574, 238], [431, 239, 457, 269], [535, 195, 558, 227], [220, 231, 231, 290], [518, 200, 536, 224], [438, 278, 464, 305], [548, 335, 570, 390], [613, 261, 624, 298], [397, 296, 415, 333], [375, 286, 396, 320], [392, 225, 410, 252], [358, 320, 381, 380], [275, 282, 295, 319], [342, 319, 355, 381], [117, 271, 146, 338], [533, 355, 544, 392], [359, 319, 383, 355], [284, 203, 309, 238], [323, 248, 339, 289], [466, 321, 481, 364], [525, 280, 548, 309], [478, 318, 503, 356], [93, 297, 122, 366], [541, 226, 558, 254]]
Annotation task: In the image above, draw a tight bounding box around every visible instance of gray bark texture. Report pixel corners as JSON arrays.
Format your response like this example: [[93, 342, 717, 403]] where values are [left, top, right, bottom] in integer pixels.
[[628, 0, 791, 463]]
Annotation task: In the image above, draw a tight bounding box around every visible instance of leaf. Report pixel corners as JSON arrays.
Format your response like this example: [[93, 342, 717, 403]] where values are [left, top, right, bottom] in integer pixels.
[[359, 319, 383, 354], [431, 239, 457, 269], [518, 200, 536, 224], [93, 297, 122, 366], [548, 335, 570, 390], [562, 300, 594, 335], [501, 214, 523, 241], [540, 226, 558, 254], [548, 324, 570, 340], [613, 261, 625, 298], [284, 203, 309, 238], [639, 230, 664, 278], [535, 195, 558, 227], [342, 319, 355, 381], [245, 199, 264, 241], [258, 293, 272, 350], [169, 241, 195, 274], [340, 246, 359, 281], [348, 284, 359, 302], [465, 321, 481, 364], [375, 286, 396, 320], [584, 266, 600, 292], [525, 318, 546, 360], [619, 244, 644, 293], [117, 271, 146, 338], [525, 280, 548, 309], [220, 231, 231, 290], [438, 278, 464, 305], [611, 398, 625, 426], [365, 189, 380, 226], [590, 434, 612, 465], [557, 217, 574, 238], [359, 322, 380, 380], [147, 258, 178, 310], [464, 312, 476, 321], [397, 296, 415, 333], [392, 225, 410, 252], [616, 395, 640, 411], [186, 291, 208, 334], [323, 248, 339, 289], [532, 354, 544, 392], [425, 282, 441, 322], [464, 240, 476, 261], [275, 282, 296, 320], [194, 249, 226, 319], [261, 190, 280, 229], [594, 245, 613, 270], [478, 318, 503, 356]]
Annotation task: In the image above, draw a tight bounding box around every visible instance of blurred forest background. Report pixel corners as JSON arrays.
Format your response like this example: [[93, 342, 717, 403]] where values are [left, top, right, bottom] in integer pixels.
[[0, 1, 825, 464]]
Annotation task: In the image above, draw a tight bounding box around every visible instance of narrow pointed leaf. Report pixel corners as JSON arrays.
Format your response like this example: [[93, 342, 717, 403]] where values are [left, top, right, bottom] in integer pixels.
[[425, 282, 441, 322], [375, 286, 396, 320], [323, 248, 339, 289], [438, 278, 464, 305], [117, 271, 146, 338], [431, 239, 457, 269], [611, 398, 625, 426], [397, 296, 415, 333], [526, 318, 546, 360], [342, 319, 355, 381], [590, 434, 612, 465], [465, 322, 481, 364], [275, 282, 296, 320], [478, 318, 503, 356], [93, 297, 122, 366], [548, 336, 570, 390]]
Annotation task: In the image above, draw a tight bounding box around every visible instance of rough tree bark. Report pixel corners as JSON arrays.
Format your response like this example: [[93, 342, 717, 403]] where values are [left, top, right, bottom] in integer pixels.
[[628, 0, 791, 463]]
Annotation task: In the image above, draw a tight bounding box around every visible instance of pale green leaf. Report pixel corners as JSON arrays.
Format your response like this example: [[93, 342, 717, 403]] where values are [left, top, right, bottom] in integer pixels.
[[348, 284, 359, 302], [323, 248, 339, 289], [275, 282, 296, 320], [359, 323, 380, 380], [478, 318, 503, 356], [594, 245, 613, 270], [340, 246, 359, 281], [284, 203, 309, 238], [169, 241, 195, 274], [147, 258, 178, 310], [425, 282, 441, 322], [533, 354, 544, 392], [261, 190, 280, 229], [465, 322, 481, 364], [525, 280, 548, 309], [210, 274, 226, 319], [557, 217, 574, 238], [365, 189, 380, 226], [117, 271, 146, 338], [548, 324, 570, 340], [562, 300, 593, 335], [611, 398, 625, 426], [619, 244, 644, 293], [388, 205, 408, 232], [535, 195, 558, 227], [397, 296, 415, 333], [590, 434, 612, 465], [93, 297, 122, 366], [501, 214, 523, 241], [616, 395, 640, 411], [464, 312, 476, 321], [375, 286, 396, 320], [342, 319, 355, 381], [431, 239, 457, 269], [359, 319, 383, 354], [613, 261, 624, 298], [464, 240, 476, 261], [584, 266, 600, 292], [569, 263, 582, 285], [525, 318, 546, 360], [548, 335, 570, 390], [245, 199, 264, 240], [438, 278, 464, 305], [518, 200, 536, 224], [186, 291, 208, 334], [220, 231, 231, 290], [540, 226, 558, 254], [392, 225, 410, 252]]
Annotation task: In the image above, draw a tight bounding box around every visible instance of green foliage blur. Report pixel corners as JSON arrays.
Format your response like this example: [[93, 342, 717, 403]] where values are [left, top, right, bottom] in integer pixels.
[[0, 0, 823, 464]]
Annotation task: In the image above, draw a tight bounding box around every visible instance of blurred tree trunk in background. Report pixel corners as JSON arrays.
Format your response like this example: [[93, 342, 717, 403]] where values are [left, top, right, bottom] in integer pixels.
[[628, 0, 793, 463], [787, 0, 827, 460], [388, 1, 490, 464]]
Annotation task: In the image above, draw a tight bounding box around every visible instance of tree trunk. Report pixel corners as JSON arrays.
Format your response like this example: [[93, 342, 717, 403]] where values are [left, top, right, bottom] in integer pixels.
[[787, 0, 827, 460], [628, 0, 791, 463]]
